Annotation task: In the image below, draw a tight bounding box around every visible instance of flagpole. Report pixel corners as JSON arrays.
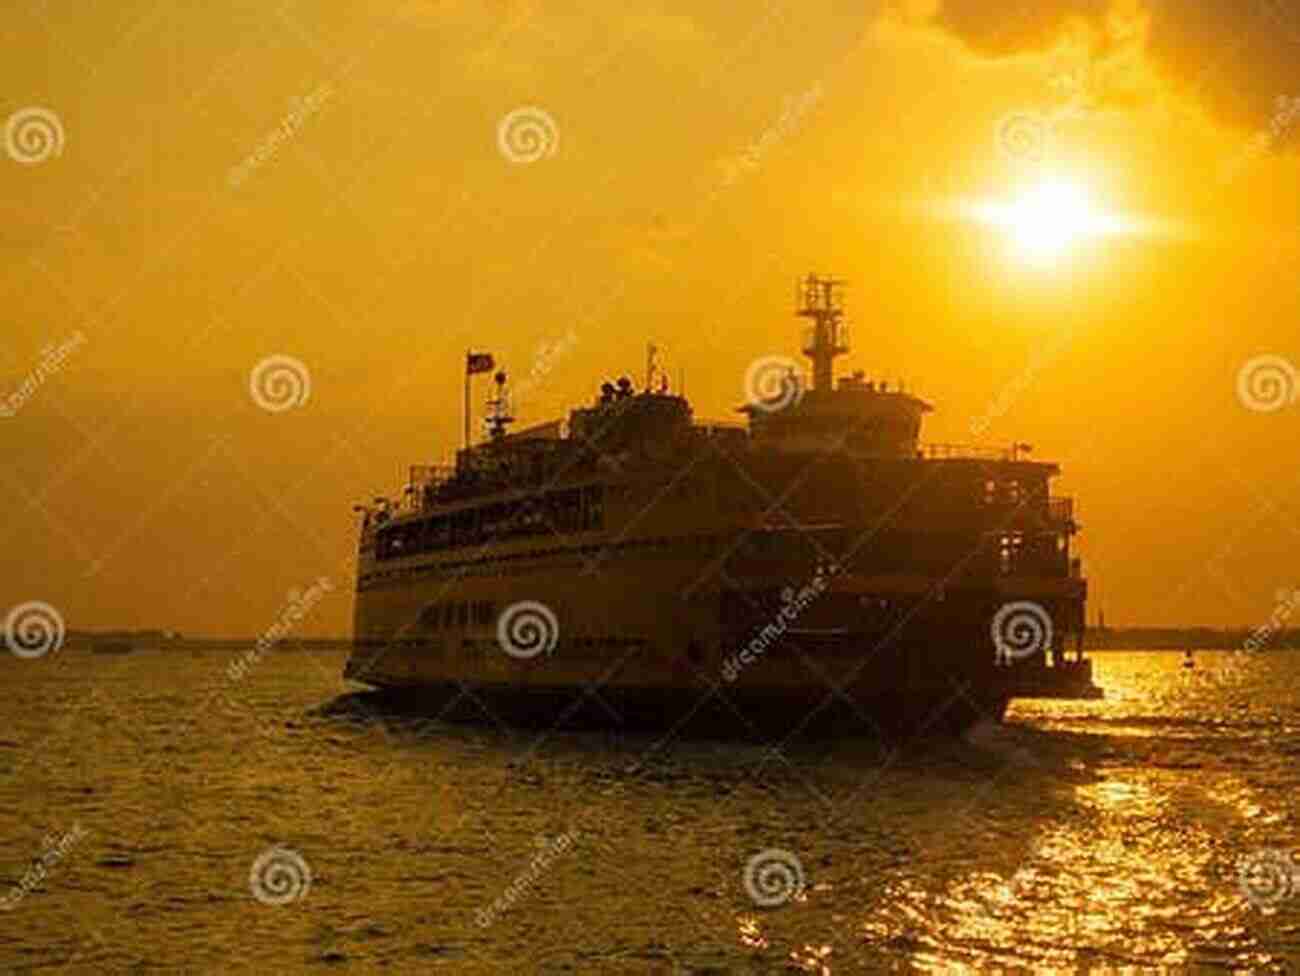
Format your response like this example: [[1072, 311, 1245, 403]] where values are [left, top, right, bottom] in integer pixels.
[[463, 349, 470, 451]]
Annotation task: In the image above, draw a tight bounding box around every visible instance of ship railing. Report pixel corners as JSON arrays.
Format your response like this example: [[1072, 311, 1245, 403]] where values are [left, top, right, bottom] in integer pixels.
[[1048, 496, 1075, 524], [696, 421, 748, 438], [919, 442, 1017, 461], [404, 464, 455, 511]]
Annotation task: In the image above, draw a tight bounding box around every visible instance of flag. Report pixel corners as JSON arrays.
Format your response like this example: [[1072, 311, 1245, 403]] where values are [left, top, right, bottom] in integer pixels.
[[466, 352, 495, 375]]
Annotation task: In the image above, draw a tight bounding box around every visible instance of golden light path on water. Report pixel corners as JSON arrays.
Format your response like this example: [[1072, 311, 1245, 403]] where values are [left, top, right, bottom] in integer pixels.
[[0, 649, 1296, 972], [724, 652, 1298, 974]]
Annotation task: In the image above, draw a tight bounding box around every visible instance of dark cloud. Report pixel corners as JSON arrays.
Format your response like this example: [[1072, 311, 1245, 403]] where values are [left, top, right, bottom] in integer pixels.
[[927, 0, 1300, 139], [933, 0, 1112, 57]]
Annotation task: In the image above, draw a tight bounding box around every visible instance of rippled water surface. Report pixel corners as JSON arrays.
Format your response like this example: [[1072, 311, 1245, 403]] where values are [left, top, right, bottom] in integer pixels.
[[2, 648, 1298, 973]]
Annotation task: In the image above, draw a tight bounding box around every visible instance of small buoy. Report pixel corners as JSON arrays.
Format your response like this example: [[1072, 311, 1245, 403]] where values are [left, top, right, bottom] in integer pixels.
[[1182, 650, 1195, 669]]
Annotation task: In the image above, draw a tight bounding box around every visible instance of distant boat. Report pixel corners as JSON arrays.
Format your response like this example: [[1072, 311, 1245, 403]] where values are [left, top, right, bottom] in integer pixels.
[[92, 640, 135, 655]]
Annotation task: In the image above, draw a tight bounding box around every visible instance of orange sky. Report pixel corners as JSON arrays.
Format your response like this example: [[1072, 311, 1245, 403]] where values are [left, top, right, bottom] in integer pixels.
[[2, 1, 1298, 637]]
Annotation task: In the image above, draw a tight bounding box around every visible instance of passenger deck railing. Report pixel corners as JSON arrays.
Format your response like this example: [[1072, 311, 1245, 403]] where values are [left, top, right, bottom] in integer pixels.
[[919, 442, 1018, 461]]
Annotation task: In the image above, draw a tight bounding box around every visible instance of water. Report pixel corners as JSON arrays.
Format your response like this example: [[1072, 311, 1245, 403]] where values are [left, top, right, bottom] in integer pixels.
[[1, 648, 1298, 973]]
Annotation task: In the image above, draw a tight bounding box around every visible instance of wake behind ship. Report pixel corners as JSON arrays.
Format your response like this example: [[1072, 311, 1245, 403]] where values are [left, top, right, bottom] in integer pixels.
[[345, 275, 1100, 737]]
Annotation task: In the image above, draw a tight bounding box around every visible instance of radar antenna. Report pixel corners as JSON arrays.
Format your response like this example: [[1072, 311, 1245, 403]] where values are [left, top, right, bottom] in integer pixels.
[[796, 273, 850, 392]]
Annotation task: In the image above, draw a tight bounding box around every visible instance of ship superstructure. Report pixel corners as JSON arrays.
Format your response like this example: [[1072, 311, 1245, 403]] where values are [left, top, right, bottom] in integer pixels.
[[346, 275, 1099, 736]]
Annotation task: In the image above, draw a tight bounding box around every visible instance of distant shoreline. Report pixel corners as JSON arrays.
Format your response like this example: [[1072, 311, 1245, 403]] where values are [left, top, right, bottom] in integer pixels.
[[30, 628, 1300, 653], [1084, 628, 1300, 651]]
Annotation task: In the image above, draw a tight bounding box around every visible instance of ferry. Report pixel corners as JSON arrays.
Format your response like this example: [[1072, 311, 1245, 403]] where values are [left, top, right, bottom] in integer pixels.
[[345, 274, 1100, 736]]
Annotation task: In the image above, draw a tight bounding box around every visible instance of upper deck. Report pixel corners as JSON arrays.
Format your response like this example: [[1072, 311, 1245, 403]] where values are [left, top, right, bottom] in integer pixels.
[[356, 273, 1078, 576]]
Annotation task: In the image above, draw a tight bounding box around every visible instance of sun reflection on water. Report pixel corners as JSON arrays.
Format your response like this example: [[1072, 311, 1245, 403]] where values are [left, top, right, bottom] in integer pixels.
[[840, 653, 1299, 971]]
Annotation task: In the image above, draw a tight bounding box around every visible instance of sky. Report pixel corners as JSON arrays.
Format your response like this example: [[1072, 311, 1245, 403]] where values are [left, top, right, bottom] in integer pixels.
[[2, 0, 1299, 637]]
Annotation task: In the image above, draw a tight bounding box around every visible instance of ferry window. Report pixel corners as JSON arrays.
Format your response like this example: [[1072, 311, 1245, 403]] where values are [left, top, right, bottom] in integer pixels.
[[982, 479, 997, 505], [452, 510, 477, 547], [998, 532, 1024, 575], [1005, 480, 1022, 505], [481, 502, 508, 539], [519, 499, 538, 535], [582, 485, 604, 530], [548, 488, 581, 532], [428, 517, 449, 550]]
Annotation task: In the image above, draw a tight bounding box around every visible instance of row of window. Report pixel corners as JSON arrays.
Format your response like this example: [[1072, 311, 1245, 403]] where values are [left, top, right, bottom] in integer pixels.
[[460, 636, 646, 657], [377, 486, 604, 561], [418, 600, 496, 630], [980, 478, 1046, 506], [360, 533, 727, 590], [357, 636, 648, 658]]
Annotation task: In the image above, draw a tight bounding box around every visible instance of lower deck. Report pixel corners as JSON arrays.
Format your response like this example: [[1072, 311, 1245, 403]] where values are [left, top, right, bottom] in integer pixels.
[[347, 549, 1098, 734]]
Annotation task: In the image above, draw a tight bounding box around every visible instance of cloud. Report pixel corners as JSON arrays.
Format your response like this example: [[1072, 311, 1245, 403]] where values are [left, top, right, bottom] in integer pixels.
[[912, 0, 1300, 139]]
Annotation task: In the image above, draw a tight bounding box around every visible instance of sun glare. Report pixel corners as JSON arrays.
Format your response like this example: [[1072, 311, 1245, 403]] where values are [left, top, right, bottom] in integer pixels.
[[974, 180, 1121, 265]]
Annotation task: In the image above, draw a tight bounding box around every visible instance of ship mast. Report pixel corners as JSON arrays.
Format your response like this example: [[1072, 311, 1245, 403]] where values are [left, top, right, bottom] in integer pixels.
[[796, 273, 849, 392], [484, 370, 514, 440]]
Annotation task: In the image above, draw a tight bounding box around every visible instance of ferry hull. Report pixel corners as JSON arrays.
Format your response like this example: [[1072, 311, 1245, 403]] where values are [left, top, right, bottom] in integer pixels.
[[345, 569, 1093, 738], [336, 677, 1011, 739]]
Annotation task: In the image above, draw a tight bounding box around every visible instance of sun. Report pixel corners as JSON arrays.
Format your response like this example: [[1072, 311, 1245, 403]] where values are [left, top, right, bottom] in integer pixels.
[[974, 180, 1117, 264]]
